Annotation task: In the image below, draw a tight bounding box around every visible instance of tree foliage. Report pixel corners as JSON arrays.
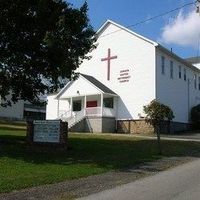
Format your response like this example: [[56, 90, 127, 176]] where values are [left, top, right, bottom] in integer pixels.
[[0, 0, 96, 106], [143, 100, 174, 154], [191, 104, 200, 129], [143, 100, 174, 127]]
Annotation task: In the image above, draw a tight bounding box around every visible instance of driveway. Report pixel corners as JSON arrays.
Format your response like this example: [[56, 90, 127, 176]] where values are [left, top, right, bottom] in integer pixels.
[[79, 158, 200, 200], [162, 132, 200, 140], [130, 132, 200, 142]]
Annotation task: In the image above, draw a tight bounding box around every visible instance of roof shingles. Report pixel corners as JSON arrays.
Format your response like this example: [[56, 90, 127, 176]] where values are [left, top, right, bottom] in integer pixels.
[[80, 74, 117, 95]]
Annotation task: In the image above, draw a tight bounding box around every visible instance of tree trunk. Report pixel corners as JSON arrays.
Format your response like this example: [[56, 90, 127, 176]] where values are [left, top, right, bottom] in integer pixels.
[[156, 124, 162, 155]]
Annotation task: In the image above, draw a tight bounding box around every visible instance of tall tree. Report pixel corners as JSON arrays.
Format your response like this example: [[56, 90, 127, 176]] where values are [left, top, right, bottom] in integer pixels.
[[0, 0, 95, 106]]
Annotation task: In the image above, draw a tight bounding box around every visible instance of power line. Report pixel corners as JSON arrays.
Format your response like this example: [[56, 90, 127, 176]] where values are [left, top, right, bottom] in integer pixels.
[[99, 1, 196, 38]]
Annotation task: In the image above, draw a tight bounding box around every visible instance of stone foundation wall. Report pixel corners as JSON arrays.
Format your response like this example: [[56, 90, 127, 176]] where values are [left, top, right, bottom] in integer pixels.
[[85, 117, 102, 133], [70, 117, 116, 133], [102, 117, 116, 133], [70, 118, 191, 134], [70, 119, 85, 132], [117, 120, 191, 134], [117, 120, 154, 134]]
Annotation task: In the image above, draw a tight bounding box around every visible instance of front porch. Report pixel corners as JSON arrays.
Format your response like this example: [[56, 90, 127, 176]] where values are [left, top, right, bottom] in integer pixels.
[[53, 73, 118, 132], [59, 94, 117, 118], [57, 93, 118, 131]]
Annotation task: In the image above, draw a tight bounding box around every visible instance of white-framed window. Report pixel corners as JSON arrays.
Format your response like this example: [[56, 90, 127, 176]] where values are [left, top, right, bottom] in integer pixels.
[[161, 56, 165, 75], [73, 100, 82, 111], [103, 98, 114, 108], [199, 76, 200, 90], [179, 65, 182, 79], [184, 68, 187, 81], [194, 74, 197, 89], [170, 61, 173, 79]]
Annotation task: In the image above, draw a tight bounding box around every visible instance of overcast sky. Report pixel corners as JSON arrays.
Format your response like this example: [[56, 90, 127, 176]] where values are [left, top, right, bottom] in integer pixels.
[[68, 0, 200, 58]]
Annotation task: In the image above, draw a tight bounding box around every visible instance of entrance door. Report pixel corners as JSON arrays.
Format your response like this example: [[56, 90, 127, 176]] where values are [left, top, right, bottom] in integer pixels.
[[86, 101, 97, 108]]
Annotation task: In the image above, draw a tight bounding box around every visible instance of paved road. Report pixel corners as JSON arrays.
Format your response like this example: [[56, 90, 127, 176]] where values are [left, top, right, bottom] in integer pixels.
[[79, 159, 200, 200]]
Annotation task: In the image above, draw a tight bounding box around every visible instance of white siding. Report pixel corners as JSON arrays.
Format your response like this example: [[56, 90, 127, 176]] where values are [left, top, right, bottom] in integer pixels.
[[60, 76, 101, 98], [0, 99, 24, 119], [193, 63, 200, 70], [156, 49, 200, 123], [78, 23, 156, 120], [46, 94, 59, 119]]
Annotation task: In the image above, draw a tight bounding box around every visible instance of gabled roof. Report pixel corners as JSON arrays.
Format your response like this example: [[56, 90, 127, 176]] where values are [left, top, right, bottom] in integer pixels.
[[186, 56, 200, 64], [96, 19, 158, 46], [97, 20, 200, 73], [157, 45, 200, 73], [55, 73, 117, 99], [80, 74, 117, 95], [55, 81, 74, 99]]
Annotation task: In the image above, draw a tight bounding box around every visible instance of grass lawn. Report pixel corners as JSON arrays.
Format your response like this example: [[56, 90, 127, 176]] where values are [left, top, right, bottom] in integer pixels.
[[0, 125, 200, 193]]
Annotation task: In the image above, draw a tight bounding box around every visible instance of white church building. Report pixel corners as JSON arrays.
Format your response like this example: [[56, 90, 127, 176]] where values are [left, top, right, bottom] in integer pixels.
[[46, 20, 200, 134]]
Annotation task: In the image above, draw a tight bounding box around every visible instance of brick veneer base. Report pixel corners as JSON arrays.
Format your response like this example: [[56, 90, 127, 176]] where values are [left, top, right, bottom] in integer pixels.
[[117, 120, 154, 134], [117, 120, 191, 134]]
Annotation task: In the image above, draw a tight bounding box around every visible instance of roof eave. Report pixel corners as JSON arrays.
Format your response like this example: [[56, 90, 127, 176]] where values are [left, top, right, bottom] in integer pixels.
[[55, 81, 73, 99], [156, 44, 200, 73], [96, 19, 157, 46]]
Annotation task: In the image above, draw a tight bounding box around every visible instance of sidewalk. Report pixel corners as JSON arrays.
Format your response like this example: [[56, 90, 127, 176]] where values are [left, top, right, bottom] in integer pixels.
[[134, 133, 200, 142]]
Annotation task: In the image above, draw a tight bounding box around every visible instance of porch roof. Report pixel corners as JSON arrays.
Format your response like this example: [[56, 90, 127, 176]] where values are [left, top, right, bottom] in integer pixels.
[[80, 74, 117, 95], [55, 74, 117, 99]]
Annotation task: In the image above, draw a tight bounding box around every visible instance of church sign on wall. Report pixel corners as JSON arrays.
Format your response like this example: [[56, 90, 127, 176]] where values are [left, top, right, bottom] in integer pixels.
[[118, 69, 131, 83]]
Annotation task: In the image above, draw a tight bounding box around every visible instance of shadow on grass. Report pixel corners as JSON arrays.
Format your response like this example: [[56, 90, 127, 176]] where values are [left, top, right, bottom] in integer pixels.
[[1, 131, 200, 171]]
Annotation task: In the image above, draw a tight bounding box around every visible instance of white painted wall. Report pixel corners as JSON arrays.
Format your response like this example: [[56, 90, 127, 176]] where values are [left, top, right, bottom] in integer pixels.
[[156, 49, 200, 123], [0, 95, 24, 119], [46, 94, 59, 119], [46, 20, 200, 125], [77, 22, 156, 120], [60, 76, 101, 98], [193, 63, 200, 70]]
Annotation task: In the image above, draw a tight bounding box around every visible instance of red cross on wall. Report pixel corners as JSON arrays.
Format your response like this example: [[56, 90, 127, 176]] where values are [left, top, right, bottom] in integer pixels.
[[101, 48, 117, 81]]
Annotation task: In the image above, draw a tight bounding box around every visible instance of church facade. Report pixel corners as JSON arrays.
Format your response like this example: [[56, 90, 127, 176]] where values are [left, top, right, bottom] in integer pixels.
[[46, 20, 200, 134]]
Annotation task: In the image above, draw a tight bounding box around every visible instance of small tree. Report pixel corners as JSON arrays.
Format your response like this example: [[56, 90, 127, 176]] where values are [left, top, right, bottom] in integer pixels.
[[191, 104, 200, 129], [143, 100, 174, 154]]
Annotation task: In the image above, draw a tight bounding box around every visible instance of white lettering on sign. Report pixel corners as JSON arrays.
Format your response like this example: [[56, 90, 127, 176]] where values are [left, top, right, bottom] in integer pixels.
[[33, 120, 60, 143]]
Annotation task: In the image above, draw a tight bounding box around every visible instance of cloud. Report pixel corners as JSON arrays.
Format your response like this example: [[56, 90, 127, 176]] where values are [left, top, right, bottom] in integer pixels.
[[160, 9, 200, 47]]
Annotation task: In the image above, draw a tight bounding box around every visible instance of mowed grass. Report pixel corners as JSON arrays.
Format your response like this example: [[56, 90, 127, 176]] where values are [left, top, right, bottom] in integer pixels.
[[0, 125, 200, 193]]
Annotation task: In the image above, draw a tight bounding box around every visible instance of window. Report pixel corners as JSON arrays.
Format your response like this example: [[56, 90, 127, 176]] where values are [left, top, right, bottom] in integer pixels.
[[103, 98, 113, 108], [170, 61, 173, 79], [194, 74, 197, 89], [184, 68, 187, 81], [199, 77, 200, 90], [73, 100, 82, 111], [179, 65, 182, 79], [161, 56, 165, 75]]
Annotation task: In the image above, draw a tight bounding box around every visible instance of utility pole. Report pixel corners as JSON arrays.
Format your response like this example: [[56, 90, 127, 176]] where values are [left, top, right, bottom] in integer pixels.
[[197, 0, 200, 14]]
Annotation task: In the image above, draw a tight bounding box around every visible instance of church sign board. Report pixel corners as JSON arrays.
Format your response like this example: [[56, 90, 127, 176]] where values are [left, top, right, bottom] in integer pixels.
[[27, 120, 68, 147], [33, 120, 60, 143]]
